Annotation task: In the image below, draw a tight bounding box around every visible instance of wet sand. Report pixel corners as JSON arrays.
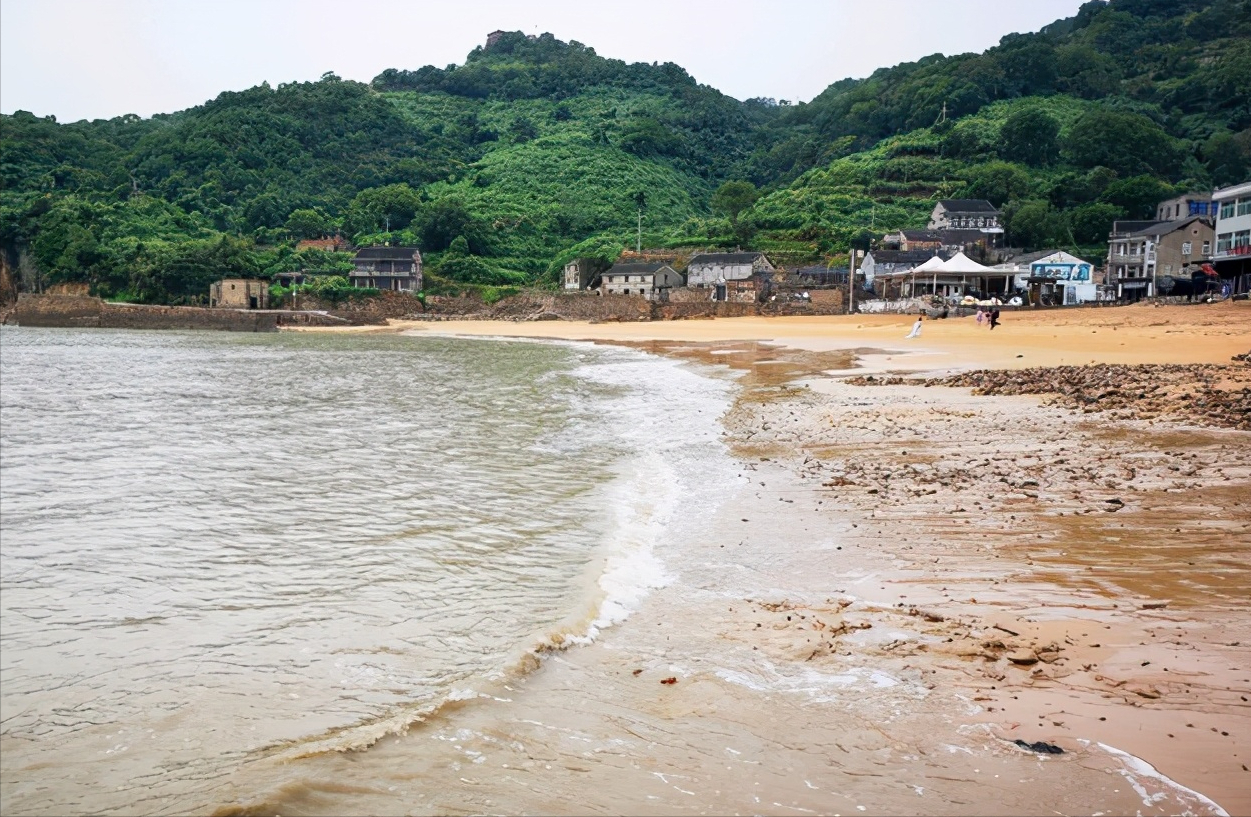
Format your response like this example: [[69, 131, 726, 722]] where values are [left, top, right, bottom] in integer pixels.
[[237, 303, 1251, 816]]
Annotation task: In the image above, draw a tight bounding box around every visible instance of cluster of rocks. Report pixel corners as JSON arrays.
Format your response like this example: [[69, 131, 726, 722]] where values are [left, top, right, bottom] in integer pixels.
[[849, 363, 1251, 430]]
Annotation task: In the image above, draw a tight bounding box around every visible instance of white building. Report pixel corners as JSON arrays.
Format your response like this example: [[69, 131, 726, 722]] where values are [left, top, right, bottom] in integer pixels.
[[1025, 251, 1098, 305], [1212, 181, 1251, 296]]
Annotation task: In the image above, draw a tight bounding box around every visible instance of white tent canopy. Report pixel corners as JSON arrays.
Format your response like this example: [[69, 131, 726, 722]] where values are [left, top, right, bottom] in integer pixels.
[[910, 255, 946, 273], [939, 251, 991, 273]]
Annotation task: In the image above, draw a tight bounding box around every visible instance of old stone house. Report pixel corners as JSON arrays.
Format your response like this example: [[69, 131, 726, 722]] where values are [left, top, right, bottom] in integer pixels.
[[685, 251, 775, 288], [349, 247, 423, 292], [601, 263, 683, 301], [209, 279, 269, 309], [880, 229, 942, 252], [563, 257, 607, 290]]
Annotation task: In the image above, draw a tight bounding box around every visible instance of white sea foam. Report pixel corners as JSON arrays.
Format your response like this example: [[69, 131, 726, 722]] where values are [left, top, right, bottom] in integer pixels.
[[1096, 742, 1229, 816]]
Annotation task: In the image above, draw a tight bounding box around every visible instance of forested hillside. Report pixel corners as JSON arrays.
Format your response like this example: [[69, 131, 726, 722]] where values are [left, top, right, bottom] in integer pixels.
[[2, 0, 1248, 303]]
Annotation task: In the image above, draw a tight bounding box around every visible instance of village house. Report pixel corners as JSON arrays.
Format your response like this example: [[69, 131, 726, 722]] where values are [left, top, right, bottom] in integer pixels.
[[348, 247, 423, 292], [600, 262, 683, 301], [685, 252, 775, 301], [928, 199, 1002, 231], [861, 249, 946, 292], [1105, 215, 1214, 301], [926, 199, 1004, 252], [209, 279, 269, 309], [880, 229, 942, 252], [1212, 180, 1251, 296], [562, 257, 606, 290]]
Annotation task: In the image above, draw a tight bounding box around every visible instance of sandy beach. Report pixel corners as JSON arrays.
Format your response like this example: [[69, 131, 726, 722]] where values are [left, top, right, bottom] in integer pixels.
[[237, 302, 1251, 816]]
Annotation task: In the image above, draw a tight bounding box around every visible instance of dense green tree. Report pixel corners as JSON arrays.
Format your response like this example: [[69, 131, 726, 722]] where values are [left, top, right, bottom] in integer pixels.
[[711, 181, 758, 228], [1202, 128, 1251, 187], [1068, 202, 1124, 244], [345, 183, 422, 236], [1098, 175, 1175, 220], [508, 116, 539, 144], [285, 208, 332, 239], [963, 161, 1033, 206], [998, 107, 1060, 166], [418, 197, 486, 253], [1006, 200, 1070, 249], [1062, 109, 1185, 177]]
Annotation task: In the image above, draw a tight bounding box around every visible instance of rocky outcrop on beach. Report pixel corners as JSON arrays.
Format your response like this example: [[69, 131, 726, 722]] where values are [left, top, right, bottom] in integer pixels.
[[849, 363, 1251, 430]]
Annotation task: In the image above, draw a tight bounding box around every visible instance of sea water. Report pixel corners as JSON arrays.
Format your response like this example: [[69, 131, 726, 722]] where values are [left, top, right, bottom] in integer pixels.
[[0, 327, 738, 816]]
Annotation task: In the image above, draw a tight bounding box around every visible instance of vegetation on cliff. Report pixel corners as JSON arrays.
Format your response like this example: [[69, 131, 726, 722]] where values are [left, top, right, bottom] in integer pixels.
[[2, 0, 1248, 303]]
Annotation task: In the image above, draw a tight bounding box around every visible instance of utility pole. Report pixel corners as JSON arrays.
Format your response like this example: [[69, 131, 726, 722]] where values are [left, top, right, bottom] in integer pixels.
[[633, 191, 646, 255], [848, 249, 857, 315]]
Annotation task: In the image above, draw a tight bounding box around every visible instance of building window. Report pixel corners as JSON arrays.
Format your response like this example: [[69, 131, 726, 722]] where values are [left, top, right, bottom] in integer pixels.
[[1182, 242, 1192, 255], [1164, 264, 1172, 274], [1202, 241, 1211, 255], [1220, 201, 1235, 219], [1238, 198, 1251, 217], [1218, 233, 1232, 254], [1235, 230, 1251, 249]]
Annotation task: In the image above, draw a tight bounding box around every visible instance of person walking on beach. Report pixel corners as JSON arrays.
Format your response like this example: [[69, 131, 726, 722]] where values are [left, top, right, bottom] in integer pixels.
[[989, 307, 1001, 330], [906, 314, 923, 339], [975, 308, 985, 328]]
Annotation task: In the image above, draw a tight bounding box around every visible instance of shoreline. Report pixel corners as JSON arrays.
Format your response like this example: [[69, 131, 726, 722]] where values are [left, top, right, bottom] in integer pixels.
[[295, 299, 1251, 370], [218, 305, 1249, 816]]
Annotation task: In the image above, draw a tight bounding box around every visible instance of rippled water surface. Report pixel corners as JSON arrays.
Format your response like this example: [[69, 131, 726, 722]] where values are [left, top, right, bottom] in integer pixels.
[[0, 327, 734, 815]]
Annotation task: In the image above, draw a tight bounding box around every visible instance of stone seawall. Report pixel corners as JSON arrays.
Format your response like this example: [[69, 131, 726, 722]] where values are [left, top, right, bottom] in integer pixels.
[[5, 294, 279, 331], [4, 288, 856, 331]]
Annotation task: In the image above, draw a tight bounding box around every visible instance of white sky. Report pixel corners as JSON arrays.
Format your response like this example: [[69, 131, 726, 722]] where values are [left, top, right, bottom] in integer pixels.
[[1, 0, 1085, 123]]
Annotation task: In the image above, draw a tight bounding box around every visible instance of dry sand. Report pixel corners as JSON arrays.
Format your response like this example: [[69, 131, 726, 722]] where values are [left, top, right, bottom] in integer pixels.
[[251, 302, 1251, 816], [322, 299, 1251, 370]]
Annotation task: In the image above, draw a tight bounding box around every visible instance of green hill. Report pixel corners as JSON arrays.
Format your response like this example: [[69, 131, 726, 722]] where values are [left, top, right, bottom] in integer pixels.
[[2, 0, 1248, 303]]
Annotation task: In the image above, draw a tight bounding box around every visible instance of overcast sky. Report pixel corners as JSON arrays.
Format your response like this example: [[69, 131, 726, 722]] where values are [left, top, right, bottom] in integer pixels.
[[1, 0, 1085, 123]]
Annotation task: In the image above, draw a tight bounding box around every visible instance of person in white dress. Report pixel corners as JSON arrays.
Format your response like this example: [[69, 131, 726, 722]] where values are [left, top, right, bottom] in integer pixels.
[[906, 315, 923, 339]]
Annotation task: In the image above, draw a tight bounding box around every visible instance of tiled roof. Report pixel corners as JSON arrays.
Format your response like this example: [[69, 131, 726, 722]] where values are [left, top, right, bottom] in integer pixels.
[[937, 199, 999, 213], [1126, 215, 1212, 237], [688, 252, 766, 265], [354, 246, 422, 260], [607, 263, 670, 274]]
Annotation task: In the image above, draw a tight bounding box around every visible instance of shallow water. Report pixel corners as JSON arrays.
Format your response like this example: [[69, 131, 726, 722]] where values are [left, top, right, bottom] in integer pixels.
[[0, 327, 737, 815]]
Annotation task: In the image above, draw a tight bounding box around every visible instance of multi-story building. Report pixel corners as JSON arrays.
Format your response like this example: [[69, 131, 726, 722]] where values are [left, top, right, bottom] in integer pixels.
[[926, 199, 1004, 252], [1212, 181, 1251, 296], [1105, 216, 1214, 301], [348, 247, 423, 292]]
